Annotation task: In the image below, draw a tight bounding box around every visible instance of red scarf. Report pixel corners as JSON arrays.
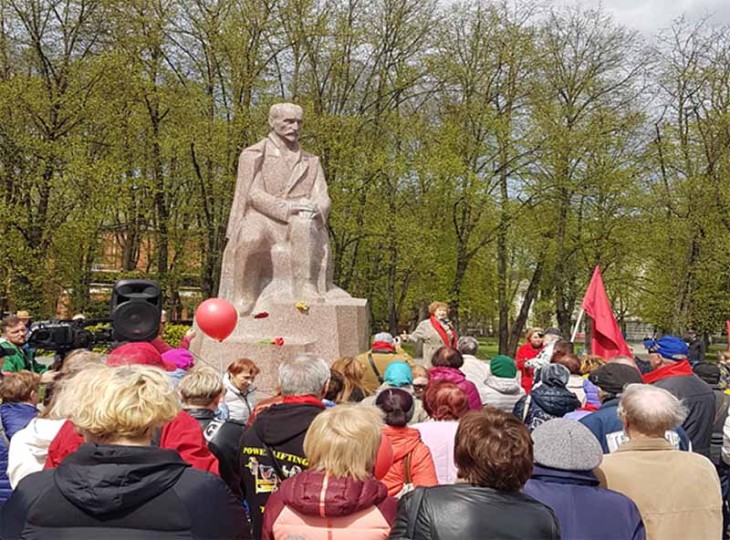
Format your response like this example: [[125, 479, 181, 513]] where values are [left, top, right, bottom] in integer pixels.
[[283, 395, 326, 408], [371, 341, 396, 353], [642, 359, 694, 384], [430, 316, 458, 348]]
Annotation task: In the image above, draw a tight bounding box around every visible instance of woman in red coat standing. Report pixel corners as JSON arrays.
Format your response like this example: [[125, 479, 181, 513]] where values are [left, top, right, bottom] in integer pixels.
[[515, 328, 544, 394]]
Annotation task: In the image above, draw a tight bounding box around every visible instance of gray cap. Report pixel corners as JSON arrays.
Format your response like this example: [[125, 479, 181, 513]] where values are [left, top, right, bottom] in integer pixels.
[[544, 327, 562, 338], [373, 332, 394, 344], [532, 419, 603, 471]]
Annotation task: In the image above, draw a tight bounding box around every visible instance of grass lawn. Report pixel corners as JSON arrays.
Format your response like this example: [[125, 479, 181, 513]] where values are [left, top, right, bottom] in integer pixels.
[[401, 337, 499, 361]]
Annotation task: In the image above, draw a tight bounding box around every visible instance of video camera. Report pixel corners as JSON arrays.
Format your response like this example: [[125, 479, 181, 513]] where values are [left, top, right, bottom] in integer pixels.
[[27, 319, 114, 353]]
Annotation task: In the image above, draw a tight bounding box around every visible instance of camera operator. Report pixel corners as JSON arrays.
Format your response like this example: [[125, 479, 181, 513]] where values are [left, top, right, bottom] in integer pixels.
[[1, 316, 48, 376]]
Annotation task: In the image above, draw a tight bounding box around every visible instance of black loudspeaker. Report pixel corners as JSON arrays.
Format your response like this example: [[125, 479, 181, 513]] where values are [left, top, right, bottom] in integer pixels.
[[111, 279, 162, 342]]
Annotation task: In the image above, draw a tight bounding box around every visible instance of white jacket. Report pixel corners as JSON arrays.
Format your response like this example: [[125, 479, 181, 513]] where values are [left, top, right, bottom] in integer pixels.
[[413, 420, 459, 485], [222, 374, 257, 424], [481, 375, 526, 414], [460, 355, 491, 403], [566, 374, 587, 406], [525, 341, 555, 370], [8, 417, 65, 488]]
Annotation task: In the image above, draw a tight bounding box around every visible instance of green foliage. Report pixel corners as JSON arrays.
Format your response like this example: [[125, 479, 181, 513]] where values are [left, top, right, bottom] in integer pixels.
[[0, 0, 727, 342], [162, 324, 190, 349]]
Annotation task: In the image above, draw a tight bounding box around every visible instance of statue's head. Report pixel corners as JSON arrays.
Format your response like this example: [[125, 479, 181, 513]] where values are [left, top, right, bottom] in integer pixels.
[[269, 103, 304, 146]]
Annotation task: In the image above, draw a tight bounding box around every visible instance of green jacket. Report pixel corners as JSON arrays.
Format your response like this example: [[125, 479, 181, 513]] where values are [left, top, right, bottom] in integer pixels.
[[0, 342, 46, 373]]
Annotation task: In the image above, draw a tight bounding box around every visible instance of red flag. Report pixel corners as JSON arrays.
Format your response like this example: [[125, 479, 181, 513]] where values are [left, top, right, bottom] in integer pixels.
[[726, 320, 730, 347], [581, 267, 632, 359]]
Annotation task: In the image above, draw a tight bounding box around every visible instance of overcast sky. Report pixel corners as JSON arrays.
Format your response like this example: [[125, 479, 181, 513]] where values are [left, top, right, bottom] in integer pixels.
[[556, 0, 730, 35]]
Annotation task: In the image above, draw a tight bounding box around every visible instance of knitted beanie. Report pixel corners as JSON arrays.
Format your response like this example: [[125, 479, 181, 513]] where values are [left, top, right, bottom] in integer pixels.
[[384, 361, 413, 387], [532, 418, 603, 471], [490, 355, 517, 379]]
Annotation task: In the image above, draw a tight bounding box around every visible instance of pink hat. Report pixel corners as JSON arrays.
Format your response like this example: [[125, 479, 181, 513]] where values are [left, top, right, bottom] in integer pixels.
[[107, 342, 176, 372], [161, 348, 195, 370]]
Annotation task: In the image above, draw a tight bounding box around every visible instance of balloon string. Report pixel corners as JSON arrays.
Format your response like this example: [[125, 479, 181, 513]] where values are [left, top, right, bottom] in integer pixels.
[[186, 348, 225, 375]]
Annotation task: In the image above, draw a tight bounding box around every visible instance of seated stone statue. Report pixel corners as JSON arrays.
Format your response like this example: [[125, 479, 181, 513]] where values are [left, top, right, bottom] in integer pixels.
[[219, 103, 347, 315]]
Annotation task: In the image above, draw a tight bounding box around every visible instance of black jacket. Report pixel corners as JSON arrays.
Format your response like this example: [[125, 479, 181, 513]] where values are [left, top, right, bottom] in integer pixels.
[[513, 384, 580, 430], [0, 443, 250, 539], [389, 484, 560, 539], [709, 387, 730, 467], [654, 374, 714, 458], [184, 407, 245, 500], [688, 338, 706, 365], [241, 402, 324, 538]]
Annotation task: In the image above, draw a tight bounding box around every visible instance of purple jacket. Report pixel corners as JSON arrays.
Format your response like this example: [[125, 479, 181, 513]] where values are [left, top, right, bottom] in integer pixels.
[[429, 367, 482, 410], [583, 378, 601, 409]]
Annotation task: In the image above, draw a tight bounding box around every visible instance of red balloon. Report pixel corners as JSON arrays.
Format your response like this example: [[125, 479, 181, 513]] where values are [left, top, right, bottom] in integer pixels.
[[373, 435, 394, 480], [195, 298, 238, 342]]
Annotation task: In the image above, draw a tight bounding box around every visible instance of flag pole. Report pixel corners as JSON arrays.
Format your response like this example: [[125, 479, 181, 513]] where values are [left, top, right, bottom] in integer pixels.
[[570, 309, 585, 343]]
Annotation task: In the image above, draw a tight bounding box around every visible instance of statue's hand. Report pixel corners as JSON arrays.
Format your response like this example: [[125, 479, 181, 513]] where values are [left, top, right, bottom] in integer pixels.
[[290, 199, 319, 219]]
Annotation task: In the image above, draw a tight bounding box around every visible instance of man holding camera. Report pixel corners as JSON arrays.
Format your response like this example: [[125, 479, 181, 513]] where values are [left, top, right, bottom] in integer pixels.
[[0, 315, 47, 374]]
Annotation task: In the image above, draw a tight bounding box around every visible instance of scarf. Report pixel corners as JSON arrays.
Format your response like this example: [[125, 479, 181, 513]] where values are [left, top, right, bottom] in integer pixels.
[[642, 359, 694, 384], [371, 341, 396, 353], [430, 316, 457, 348], [282, 395, 326, 409]]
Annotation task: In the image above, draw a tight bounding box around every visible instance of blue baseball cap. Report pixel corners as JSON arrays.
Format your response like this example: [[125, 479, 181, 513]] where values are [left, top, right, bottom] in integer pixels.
[[643, 336, 688, 361]]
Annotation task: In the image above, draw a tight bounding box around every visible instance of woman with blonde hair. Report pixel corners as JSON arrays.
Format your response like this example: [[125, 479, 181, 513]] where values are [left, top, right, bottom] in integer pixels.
[[331, 356, 369, 402], [2, 365, 249, 539], [262, 404, 397, 539]]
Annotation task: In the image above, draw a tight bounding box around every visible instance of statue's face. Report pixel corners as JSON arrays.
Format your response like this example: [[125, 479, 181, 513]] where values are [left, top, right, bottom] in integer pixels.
[[270, 109, 303, 144]]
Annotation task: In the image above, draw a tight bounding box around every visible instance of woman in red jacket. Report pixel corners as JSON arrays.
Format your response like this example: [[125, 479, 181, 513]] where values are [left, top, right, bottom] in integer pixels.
[[376, 388, 437, 497], [515, 327, 544, 394]]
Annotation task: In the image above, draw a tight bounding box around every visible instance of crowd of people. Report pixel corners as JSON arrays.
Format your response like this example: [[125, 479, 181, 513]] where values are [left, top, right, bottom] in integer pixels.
[[0, 305, 728, 538]]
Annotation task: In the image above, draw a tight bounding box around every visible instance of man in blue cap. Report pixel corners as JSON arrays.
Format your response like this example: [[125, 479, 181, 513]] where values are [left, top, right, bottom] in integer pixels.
[[643, 336, 715, 458]]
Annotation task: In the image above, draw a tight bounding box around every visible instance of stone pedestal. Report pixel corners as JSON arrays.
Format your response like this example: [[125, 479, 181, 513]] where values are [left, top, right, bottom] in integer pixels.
[[192, 298, 370, 393]]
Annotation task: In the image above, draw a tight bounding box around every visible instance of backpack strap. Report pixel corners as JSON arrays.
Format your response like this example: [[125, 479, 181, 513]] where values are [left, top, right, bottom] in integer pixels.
[[368, 354, 384, 384]]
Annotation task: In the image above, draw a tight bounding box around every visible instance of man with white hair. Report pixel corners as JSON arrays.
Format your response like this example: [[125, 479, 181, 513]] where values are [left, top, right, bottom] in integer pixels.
[[241, 354, 330, 538], [356, 332, 414, 393], [457, 336, 491, 402], [595, 384, 722, 539]]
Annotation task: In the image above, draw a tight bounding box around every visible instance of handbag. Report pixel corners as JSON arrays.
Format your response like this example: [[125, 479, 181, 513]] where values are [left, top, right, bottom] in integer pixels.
[[395, 451, 415, 499]]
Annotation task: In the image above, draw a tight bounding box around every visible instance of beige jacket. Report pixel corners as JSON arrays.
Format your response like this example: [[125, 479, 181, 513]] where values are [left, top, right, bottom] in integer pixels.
[[407, 318, 454, 367], [356, 349, 414, 394], [595, 438, 722, 540]]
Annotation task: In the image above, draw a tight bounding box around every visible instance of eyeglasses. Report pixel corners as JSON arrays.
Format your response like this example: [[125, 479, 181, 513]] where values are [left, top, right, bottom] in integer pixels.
[[413, 384, 427, 390]]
